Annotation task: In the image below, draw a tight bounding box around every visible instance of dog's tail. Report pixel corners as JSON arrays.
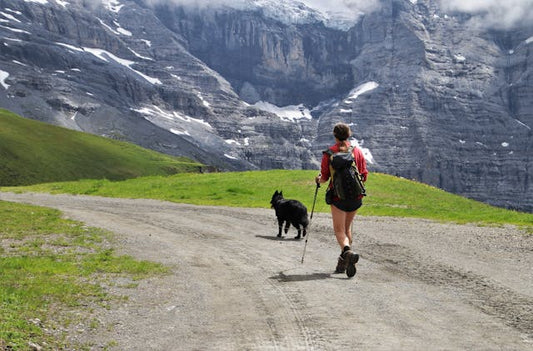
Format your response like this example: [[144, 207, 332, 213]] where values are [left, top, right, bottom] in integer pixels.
[[301, 215, 309, 230]]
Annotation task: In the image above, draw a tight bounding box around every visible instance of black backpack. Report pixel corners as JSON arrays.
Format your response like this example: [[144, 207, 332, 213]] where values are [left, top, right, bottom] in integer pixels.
[[325, 147, 366, 200]]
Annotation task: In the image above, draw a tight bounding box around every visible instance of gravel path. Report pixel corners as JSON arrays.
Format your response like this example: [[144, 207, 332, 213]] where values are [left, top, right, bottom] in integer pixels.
[[1, 192, 532, 350]]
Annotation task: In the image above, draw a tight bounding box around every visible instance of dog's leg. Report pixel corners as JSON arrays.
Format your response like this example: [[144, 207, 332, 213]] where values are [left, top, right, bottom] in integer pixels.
[[293, 223, 301, 239], [284, 221, 290, 234], [277, 218, 283, 237]]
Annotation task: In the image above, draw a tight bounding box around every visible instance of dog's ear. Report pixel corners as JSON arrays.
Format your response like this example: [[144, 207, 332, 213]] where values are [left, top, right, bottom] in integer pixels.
[[274, 190, 278, 196], [280, 191, 283, 196]]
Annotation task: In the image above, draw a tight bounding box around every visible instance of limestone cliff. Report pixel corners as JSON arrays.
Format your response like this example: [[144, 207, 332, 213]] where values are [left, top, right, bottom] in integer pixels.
[[0, 0, 531, 211]]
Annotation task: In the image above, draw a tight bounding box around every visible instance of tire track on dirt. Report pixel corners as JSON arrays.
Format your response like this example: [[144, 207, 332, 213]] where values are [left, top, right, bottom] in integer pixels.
[[220, 240, 324, 350], [135, 204, 322, 350], [365, 241, 533, 339]]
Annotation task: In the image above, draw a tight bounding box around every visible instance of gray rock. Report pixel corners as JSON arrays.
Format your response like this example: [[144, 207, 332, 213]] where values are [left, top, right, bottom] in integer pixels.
[[0, 0, 531, 212]]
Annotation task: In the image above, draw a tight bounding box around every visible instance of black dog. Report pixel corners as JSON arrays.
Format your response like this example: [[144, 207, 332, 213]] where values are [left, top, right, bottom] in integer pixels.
[[270, 190, 309, 239]]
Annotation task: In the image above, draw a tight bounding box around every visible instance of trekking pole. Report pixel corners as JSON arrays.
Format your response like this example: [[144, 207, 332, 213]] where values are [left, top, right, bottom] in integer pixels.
[[301, 181, 320, 264]]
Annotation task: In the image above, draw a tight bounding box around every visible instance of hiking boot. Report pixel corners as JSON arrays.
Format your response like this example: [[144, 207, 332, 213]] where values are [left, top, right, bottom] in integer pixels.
[[344, 250, 359, 278], [334, 255, 347, 273]]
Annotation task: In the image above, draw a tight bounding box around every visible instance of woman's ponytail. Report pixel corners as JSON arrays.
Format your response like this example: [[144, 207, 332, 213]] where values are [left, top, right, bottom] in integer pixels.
[[339, 140, 348, 152]]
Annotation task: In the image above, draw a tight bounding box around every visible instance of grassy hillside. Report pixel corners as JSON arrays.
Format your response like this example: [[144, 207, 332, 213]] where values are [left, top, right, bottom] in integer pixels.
[[6, 170, 532, 231], [0, 109, 202, 186]]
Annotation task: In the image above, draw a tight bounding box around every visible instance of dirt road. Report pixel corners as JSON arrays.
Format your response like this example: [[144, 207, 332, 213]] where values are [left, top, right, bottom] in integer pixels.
[[1, 192, 532, 350]]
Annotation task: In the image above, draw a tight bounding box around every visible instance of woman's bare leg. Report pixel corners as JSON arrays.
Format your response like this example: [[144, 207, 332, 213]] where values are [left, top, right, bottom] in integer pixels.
[[331, 205, 357, 249], [345, 210, 357, 246], [331, 205, 348, 249]]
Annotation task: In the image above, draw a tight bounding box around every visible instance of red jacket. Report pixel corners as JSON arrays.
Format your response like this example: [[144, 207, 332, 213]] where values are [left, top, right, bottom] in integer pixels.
[[320, 141, 368, 200]]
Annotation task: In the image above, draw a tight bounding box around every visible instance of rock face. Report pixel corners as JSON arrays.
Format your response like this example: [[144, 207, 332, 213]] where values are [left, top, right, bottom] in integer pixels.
[[0, 0, 318, 172], [0, 0, 531, 212], [156, 4, 357, 107]]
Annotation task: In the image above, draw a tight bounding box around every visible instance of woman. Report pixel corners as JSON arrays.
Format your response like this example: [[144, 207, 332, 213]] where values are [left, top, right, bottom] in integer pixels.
[[315, 123, 368, 277]]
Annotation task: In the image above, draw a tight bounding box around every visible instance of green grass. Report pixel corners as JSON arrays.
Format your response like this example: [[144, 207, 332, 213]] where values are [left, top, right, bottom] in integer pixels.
[[0, 201, 167, 350], [0, 109, 202, 186], [4, 170, 532, 231]]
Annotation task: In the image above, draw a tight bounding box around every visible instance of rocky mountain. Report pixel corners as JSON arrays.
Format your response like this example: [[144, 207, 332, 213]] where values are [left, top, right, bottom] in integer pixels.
[[0, 0, 531, 212], [0, 0, 318, 172]]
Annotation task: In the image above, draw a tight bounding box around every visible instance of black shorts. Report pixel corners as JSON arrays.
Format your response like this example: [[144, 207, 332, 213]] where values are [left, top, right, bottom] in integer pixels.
[[332, 198, 362, 212]]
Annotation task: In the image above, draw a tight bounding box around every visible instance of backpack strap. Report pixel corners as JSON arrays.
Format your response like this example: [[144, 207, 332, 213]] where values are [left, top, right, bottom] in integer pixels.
[[324, 146, 354, 155], [322, 148, 335, 190]]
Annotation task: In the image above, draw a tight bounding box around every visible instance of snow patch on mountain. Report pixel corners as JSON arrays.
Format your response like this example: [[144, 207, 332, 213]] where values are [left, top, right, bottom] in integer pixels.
[[3, 37, 23, 43], [97, 18, 132, 37], [163, 0, 360, 30], [225, 139, 240, 145], [246, 0, 359, 30], [224, 153, 239, 160], [344, 81, 379, 103], [4, 9, 22, 15], [24, 0, 48, 4], [350, 137, 375, 164], [252, 101, 311, 122], [133, 106, 212, 129], [453, 54, 466, 63], [55, 42, 84, 52], [196, 93, 210, 108], [0, 24, 31, 35], [102, 0, 124, 13], [514, 119, 531, 130], [171, 129, 190, 136], [0, 69, 10, 89], [249, 0, 322, 24], [129, 48, 153, 61], [0, 11, 22, 23], [114, 20, 132, 36], [54, 42, 161, 85]]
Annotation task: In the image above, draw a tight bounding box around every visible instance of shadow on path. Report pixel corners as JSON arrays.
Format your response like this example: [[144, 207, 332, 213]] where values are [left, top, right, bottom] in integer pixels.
[[270, 271, 333, 283], [256, 235, 302, 242]]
